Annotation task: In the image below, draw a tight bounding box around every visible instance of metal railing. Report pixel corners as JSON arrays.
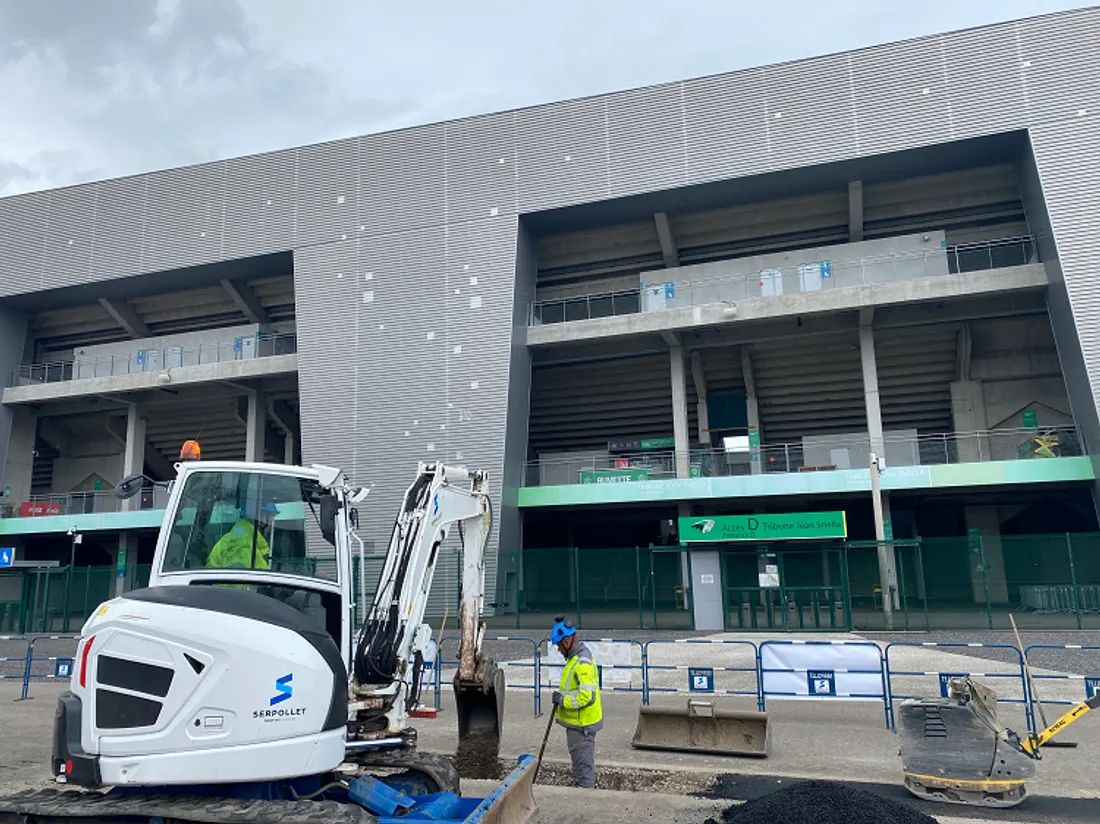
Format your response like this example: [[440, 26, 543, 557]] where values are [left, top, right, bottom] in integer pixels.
[[530, 236, 1035, 325], [9, 332, 297, 387], [0, 487, 169, 519], [523, 426, 1083, 486]]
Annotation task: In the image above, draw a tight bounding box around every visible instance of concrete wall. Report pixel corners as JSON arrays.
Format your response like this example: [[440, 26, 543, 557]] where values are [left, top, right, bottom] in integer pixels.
[[0, 308, 28, 490], [640, 232, 948, 310], [802, 429, 920, 470], [72, 323, 265, 379]]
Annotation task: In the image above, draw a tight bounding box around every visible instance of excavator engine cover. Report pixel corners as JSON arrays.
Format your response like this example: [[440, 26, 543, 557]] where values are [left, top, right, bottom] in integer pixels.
[[454, 662, 506, 767], [897, 679, 1036, 808], [632, 699, 770, 757]]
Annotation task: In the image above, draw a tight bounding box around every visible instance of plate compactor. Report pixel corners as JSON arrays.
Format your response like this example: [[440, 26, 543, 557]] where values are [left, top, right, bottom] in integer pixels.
[[897, 676, 1099, 808]]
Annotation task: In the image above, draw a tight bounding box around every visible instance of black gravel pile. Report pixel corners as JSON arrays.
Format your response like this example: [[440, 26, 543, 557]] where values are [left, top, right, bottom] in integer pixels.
[[704, 780, 935, 824]]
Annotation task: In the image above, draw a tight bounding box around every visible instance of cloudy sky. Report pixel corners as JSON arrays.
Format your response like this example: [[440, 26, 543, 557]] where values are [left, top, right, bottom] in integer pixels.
[[0, 0, 1088, 196]]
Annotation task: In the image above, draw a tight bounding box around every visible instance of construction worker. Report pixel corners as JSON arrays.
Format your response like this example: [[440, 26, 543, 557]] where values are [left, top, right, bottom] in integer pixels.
[[206, 500, 277, 570], [550, 616, 602, 788]]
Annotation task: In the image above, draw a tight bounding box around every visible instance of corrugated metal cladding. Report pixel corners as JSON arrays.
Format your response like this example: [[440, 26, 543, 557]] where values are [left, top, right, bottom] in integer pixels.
[[2, 7, 1100, 606]]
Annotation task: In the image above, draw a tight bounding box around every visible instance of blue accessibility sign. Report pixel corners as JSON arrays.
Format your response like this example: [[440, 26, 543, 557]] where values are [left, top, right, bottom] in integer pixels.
[[1086, 677, 1100, 699], [808, 670, 836, 696], [688, 667, 714, 693], [55, 659, 73, 679], [0, 548, 12, 568]]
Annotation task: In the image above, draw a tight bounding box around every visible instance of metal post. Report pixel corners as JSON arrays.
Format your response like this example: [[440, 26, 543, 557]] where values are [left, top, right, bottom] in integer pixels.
[[1066, 533, 1083, 630], [635, 547, 644, 631], [573, 546, 582, 629], [977, 536, 993, 630], [870, 454, 895, 630]]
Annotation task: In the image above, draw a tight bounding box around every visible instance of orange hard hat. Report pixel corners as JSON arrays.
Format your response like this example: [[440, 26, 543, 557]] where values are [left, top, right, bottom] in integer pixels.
[[180, 440, 202, 461]]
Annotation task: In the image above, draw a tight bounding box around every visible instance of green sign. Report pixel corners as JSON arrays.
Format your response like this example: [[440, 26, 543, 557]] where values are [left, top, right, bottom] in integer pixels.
[[679, 512, 848, 542], [1022, 409, 1038, 429], [747, 429, 761, 448], [94, 478, 103, 492], [579, 468, 653, 484], [689, 464, 702, 478], [641, 438, 675, 450]]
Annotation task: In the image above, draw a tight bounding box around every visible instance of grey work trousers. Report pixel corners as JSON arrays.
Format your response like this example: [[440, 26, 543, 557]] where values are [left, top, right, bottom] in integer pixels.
[[565, 726, 597, 788]]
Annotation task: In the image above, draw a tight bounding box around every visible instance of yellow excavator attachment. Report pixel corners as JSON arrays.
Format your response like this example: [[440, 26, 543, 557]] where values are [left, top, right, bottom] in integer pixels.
[[631, 699, 770, 757]]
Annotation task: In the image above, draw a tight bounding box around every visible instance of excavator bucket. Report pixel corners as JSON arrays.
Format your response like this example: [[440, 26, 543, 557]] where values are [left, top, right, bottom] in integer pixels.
[[631, 699, 770, 757], [453, 754, 538, 824], [454, 664, 506, 773]]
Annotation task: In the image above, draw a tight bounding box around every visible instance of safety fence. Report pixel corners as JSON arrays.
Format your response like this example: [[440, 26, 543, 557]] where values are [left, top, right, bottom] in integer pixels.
[[1, 635, 79, 700], [422, 635, 1097, 734], [7, 633, 1095, 738]]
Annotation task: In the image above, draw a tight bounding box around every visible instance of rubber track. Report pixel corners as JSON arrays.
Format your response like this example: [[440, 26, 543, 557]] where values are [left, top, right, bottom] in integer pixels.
[[343, 750, 460, 795], [0, 789, 378, 824]]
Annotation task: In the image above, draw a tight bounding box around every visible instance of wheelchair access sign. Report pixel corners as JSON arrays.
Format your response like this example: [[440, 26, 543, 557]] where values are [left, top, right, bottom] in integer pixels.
[[688, 667, 715, 693], [807, 670, 836, 696], [1086, 677, 1100, 699]]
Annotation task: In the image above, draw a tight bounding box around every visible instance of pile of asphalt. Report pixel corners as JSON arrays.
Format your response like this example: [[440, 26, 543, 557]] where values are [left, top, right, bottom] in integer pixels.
[[704, 780, 936, 824]]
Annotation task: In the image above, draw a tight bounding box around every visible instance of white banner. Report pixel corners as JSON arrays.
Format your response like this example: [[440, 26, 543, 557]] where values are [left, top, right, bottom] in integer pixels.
[[760, 642, 883, 700], [544, 642, 634, 685]]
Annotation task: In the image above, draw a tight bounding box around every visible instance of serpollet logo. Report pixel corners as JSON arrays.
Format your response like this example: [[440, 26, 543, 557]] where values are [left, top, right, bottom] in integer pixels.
[[691, 519, 715, 534], [271, 673, 293, 706]]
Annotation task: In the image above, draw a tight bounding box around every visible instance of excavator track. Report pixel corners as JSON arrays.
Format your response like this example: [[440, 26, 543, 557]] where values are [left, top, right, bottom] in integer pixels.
[[0, 788, 378, 824], [343, 749, 461, 795]]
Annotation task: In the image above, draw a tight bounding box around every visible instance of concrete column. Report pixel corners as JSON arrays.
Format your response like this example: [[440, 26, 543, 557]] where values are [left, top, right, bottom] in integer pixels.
[[950, 381, 990, 463], [113, 531, 140, 597], [859, 314, 885, 459], [965, 506, 1009, 605], [284, 433, 295, 465], [122, 404, 146, 513], [670, 345, 690, 478], [2, 408, 37, 505], [848, 181, 864, 243], [690, 351, 710, 446], [741, 346, 762, 474], [245, 389, 267, 463]]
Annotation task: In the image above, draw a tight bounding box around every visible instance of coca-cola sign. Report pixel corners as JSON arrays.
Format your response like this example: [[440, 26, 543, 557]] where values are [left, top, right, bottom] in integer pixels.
[[19, 501, 62, 517]]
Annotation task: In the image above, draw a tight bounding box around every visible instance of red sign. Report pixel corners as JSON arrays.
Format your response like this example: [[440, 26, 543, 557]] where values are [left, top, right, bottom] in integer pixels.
[[615, 458, 630, 469], [19, 501, 61, 517]]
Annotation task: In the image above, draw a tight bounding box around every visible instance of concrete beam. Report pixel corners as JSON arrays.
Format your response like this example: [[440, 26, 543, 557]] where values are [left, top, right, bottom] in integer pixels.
[[526, 264, 1048, 348], [98, 298, 150, 339], [236, 395, 283, 462], [122, 404, 146, 512], [741, 346, 762, 475], [220, 279, 270, 325], [143, 443, 176, 482], [3, 354, 298, 406], [268, 398, 300, 437], [669, 345, 690, 479], [689, 351, 709, 445], [858, 312, 885, 459], [653, 212, 680, 268], [848, 181, 864, 243], [37, 419, 70, 452], [104, 415, 127, 446], [660, 330, 680, 347], [956, 322, 973, 382]]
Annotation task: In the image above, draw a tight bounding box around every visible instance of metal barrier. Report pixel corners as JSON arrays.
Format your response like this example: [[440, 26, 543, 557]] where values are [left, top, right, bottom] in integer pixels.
[[0, 636, 31, 692], [542, 638, 647, 705], [436, 636, 542, 716], [1023, 644, 1100, 716], [643, 639, 762, 710], [21, 635, 79, 699], [759, 640, 889, 726], [883, 642, 1034, 732]]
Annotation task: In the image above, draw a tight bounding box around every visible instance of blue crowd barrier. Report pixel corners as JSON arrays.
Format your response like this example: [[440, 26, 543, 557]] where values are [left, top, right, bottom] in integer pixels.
[[643, 639, 761, 710], [883, 641, 1034, 732], [759, 639, 890, 726], [21, 635, 79, 700], [0, 636, 31, 693], [540, 638, 647, 706], [436, 635, 542, 716], [1023, 644, 1100, 713]]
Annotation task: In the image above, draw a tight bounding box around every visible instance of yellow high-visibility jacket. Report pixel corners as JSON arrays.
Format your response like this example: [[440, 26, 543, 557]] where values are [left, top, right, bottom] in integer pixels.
[[555, 642, 603, 731], [207, 519, 270, 571]]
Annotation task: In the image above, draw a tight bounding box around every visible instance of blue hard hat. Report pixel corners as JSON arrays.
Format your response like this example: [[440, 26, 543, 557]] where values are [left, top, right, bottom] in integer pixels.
[[551, 616, 576, 645]]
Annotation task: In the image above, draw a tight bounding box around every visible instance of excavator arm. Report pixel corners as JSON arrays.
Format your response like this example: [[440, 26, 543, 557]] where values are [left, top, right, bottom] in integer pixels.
[[349, 462, 503, 760]]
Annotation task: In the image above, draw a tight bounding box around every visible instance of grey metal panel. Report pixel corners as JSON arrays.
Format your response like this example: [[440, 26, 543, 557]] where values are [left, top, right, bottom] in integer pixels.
[[295, 138, 358, 247], [445, 112, 518, 224], [762, 53, 858, 169], [0, 190, 48, 296], [605, 82, 686, 198], [41, 184, 98, 288], [143, 164, 226, 274], [681, 70, 771, 186], [849, 38, 950, 154], [1017, 11, 1100, 127], [941, 23, 1025, 140], [222, 149, 298, 259], [1029, 118, 1100, 409], [88, 174, 150, 281], [360, 124, 446, 236], [515, 97, 608, 212]]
